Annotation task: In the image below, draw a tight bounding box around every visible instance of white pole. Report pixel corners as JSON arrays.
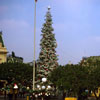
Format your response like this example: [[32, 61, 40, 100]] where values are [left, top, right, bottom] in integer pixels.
[[33, 0, 36, 90], [42, 97, 44, 100]]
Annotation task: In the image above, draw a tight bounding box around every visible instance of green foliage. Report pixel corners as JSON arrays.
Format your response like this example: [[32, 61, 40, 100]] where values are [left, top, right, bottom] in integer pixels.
[[0, 63, 33, 86], [49, 60, 100, 100], [49, 64, 89, 97]]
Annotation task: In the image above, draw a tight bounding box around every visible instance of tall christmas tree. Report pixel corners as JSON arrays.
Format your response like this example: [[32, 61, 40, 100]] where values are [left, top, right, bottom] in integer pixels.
[[37, 7, 58, 84]]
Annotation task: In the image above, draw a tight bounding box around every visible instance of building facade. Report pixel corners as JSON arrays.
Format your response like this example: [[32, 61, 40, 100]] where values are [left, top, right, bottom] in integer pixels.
[[0, 32, 7, 64]]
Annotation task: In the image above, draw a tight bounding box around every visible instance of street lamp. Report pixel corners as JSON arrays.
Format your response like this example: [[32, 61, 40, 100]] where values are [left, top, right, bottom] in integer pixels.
[[37, 85, 51, 100], [42, 78, 47, 82], [36, 78, 51, 100], [37, 85, 40, 88], [41, 78, 47, 100], [13, 84, 18, 89], [47, 85, 51, 89], [13, 84, 18, 100], [42, 86, 46, 89]]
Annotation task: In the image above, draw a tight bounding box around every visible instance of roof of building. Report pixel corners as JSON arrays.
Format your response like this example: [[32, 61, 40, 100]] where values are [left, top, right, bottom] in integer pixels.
[[0, 31, 4, 47]]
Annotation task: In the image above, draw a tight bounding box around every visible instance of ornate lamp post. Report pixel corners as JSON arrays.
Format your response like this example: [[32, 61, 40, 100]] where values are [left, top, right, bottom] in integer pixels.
[[36, 78, 51, 100], [42, 78, 47, 83], [41, 78, 47, 100], [13, 84, 18, 100]]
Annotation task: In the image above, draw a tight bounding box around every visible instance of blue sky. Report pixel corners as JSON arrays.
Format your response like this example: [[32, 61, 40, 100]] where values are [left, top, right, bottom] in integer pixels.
[[0, 0, 100, 65]]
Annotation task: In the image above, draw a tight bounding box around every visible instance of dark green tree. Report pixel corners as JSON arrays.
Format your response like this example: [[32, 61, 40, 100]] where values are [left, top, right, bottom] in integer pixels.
[[88, 60, 100, 100], [49, 64, 89, 100], [0, 63, 33, 87], [12, 51, 15, 57], [81, 57, 100, 100]]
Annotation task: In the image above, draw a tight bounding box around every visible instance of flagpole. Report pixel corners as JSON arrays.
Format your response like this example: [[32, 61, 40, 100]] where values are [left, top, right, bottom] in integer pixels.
[[33, 0, 36, 90]]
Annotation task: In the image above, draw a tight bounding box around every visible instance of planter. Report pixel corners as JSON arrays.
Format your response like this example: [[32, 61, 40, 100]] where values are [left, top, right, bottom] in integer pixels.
[[65, 97, 77, 100]]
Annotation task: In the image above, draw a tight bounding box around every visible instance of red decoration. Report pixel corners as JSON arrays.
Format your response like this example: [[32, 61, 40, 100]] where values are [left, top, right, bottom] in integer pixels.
[[14, 83, 17, 86]]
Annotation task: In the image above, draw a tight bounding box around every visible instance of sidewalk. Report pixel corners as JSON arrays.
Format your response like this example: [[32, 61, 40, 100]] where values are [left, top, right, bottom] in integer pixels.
[[0, 96, 26, 100], [0, 95, 58, 100], [0, 98, 26, 100]]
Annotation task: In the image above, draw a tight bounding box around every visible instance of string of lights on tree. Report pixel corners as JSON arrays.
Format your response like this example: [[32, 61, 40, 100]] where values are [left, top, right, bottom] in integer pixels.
[[36, 7, 58, 84]]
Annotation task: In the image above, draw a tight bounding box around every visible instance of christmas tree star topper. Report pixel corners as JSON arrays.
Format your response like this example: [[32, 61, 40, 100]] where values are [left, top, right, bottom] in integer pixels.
[[48, 6, 51, 10]]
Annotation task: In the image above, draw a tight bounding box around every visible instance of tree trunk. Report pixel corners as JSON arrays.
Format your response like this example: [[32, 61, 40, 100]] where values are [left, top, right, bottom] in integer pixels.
[[62, 91, 66, 100], [77, 89, 85, 100]]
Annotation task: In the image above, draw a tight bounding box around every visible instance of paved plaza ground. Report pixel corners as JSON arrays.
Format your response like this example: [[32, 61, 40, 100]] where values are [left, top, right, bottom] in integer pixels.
[[0, 95, 58, 100], [0, 97, 26, 100], [0, 95, 97, 100]]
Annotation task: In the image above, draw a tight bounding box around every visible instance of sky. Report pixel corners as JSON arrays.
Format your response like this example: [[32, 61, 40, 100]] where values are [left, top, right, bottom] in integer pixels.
[[0, 0, 100, 65]]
